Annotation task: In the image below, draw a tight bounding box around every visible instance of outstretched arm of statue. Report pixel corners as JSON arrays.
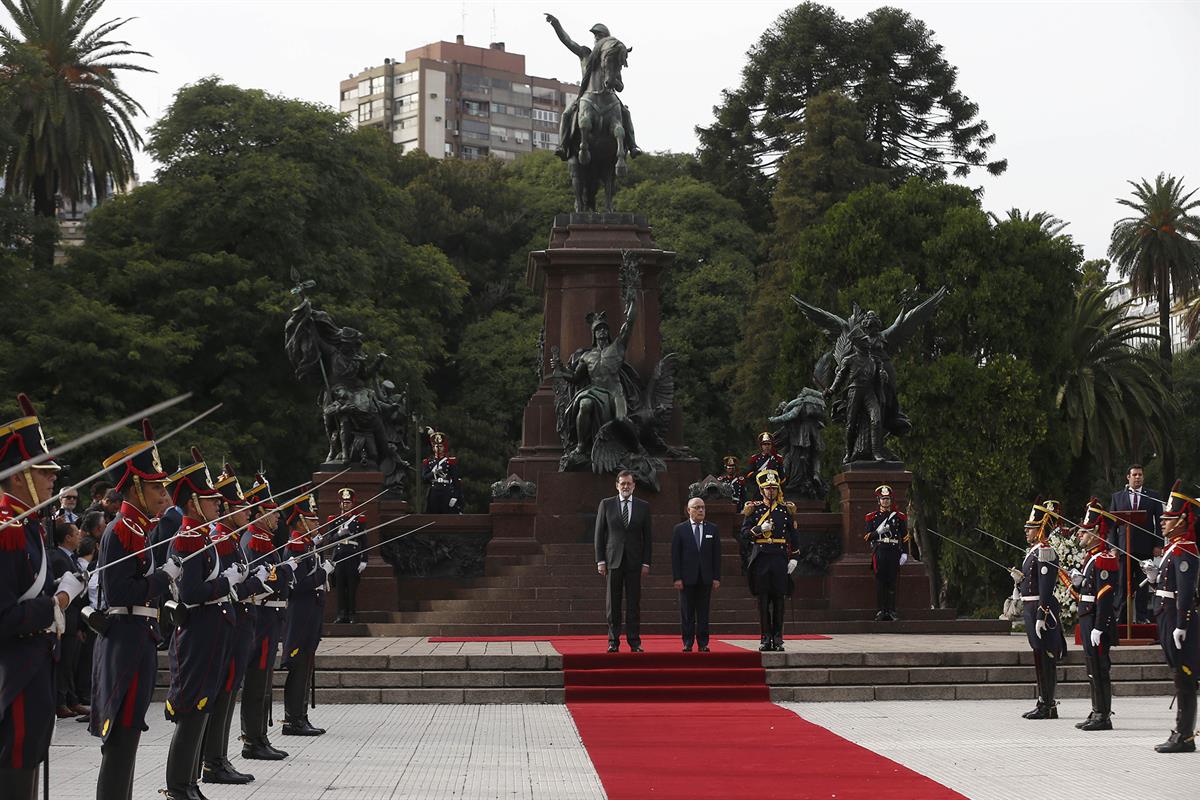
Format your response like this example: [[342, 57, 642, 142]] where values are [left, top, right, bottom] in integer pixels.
[[768, 401, 802, 425], [545, 13, 588, 57], [616, 296, 638, 346]]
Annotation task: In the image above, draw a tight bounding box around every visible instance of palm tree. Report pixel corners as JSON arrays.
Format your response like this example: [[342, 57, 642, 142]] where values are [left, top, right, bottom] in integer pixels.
[[989, 207, 1069, 237], [1108, 173, 1200, 364], [1056, 284, 1176, 476], [0, 0, 151, 218]]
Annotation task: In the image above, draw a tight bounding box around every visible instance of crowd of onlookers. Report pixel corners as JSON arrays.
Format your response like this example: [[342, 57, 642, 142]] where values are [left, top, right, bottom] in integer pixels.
[[45, 482, 122, 721]]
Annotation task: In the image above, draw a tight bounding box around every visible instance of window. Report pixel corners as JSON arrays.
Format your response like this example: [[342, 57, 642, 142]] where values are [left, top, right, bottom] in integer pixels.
[[532, 86, 557, 102], [512, 82, 531, 94], [341, 88, 358, 101], [357, 100, 382, 123], [462, 145, 485, 160], [532, 130, 560, 149], [395, 70, 417, 88], [394, 92, 419, 114], [490, 78, 512, 92], [513, 129, 530, 145], [532, 108, 559, 124], [492, 148, 516, 161], [463, 99, 486, 116], [462, 119, 490, 141], [444, 142, 454, 155], [358, 76, 386, 97], [492, 126, 509, 142]]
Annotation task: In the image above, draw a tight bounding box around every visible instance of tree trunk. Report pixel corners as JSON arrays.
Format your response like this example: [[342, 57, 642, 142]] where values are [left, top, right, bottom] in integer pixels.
[[31, 173, 57, 268], [1159, 259, 1177, 483]]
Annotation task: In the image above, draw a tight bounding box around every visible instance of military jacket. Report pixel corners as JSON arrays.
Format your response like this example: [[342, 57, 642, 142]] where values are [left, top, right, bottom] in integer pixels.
[[864, 509, 907, 548], [740, 499, 799, 563], [1154, 536, 1200, 672], [1020, 541, 1067, 656]]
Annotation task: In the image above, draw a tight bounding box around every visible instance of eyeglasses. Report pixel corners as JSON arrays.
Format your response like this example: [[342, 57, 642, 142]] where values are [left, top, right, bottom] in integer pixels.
[[62, 495, 78, 501]]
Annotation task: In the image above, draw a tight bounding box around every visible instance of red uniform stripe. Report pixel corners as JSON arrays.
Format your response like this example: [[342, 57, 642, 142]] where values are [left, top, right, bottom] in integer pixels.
[[225, 659, 236, 692], [10, 691, 25, 769], [259, 637, 270, 670], [120, 670, 140, 728]]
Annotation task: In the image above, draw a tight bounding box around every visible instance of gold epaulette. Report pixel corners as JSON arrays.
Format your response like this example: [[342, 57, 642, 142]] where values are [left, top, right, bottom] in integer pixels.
[[785, 501, 796, 513], [742, 502, 762, 518]]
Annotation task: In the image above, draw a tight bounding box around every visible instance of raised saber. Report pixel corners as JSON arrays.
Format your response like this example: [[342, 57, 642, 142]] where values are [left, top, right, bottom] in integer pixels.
[[246, 488, 395, 568], [298, 514, 428, 562], [925, 527, 1016, 574], [330, 520, 438, 566], [0, 393, 193, 482]]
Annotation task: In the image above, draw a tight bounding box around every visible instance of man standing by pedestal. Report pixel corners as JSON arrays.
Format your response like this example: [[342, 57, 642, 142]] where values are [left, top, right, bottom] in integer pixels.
[[1110, 464, 1162, 623], [671, 498, 721, 652], [329, 487, 367, 624], [864, 485, 909, 621], [741, 471, 799, 651], [595, 471, 651, 653]]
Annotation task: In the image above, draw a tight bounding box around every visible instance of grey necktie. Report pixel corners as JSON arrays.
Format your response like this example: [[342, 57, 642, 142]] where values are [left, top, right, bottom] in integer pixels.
[[621, 499, 630, 527], [1132, 491, 1138, 511], [694, 524, 702, 550]]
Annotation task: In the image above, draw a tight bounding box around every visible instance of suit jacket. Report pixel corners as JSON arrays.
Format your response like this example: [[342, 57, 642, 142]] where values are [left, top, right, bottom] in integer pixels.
[[1110, 486, 1162, 555], [48, 546, 83, 634], [594, 495, 652, 570], [671, 521, 721, 586]]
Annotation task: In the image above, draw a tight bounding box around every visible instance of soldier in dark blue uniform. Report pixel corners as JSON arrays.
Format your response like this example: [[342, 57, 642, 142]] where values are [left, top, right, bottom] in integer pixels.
[[281, 498, 331, 736], [740, 470, 799, 651], [717, 456, 746, 510], [864, 484, 909, 621], [1071, 497, 1119, 732], [240, 479, 294, 761], [1019, 499, 1068, 720], [161, 448, 248, 800], [200, 464, 269, 785], [89, 421, 181, 799], [1145, 480, 1200, 753], [744, 432, 784, 504], [329, 487, 368, 624], [0, 395, 85, 798], [422, 431, 464, 514]]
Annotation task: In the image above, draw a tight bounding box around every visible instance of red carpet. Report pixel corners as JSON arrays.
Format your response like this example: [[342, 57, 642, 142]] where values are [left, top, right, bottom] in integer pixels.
[[569, 701, 967, 800]]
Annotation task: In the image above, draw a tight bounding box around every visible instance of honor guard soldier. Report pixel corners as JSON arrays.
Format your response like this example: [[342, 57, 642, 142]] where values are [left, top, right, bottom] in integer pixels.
[[89, 420, 181, 799], [200, 464, 269, 785], [240, 477, 294, 761], [161, 447, 248, 800], [1144, 480, 1199, 753], [864, 485, 909, 621], [329, 487, 368, 624], [422, 431, 464, 513], [1019, 499, 1068, 720], [744, 432, 784, 504], [1071, 497, 1119, 731], [0, 395, 85, 798], [717, 456, 747, 510], [281, 496, 332, 736], [740, 470, 799, 651]]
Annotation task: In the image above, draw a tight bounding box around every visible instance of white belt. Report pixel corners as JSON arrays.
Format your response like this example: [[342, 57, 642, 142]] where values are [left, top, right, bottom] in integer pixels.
[[1157, 589, 1176, 599], [1079, 594, 1096, 602], [265, 600, 287, 608], [109, 606, 157, 619], [876, 538, 900, 545], [193, 597, 230, 608], [1021, 595, 1040, 602]]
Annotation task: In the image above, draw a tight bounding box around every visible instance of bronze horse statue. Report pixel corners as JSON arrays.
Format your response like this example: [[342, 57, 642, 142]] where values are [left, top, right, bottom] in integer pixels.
[[567, 37, 632, 212]]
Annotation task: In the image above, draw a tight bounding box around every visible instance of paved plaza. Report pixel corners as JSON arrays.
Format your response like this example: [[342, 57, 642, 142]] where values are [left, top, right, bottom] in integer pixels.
[[50, 695, 1200, 799]]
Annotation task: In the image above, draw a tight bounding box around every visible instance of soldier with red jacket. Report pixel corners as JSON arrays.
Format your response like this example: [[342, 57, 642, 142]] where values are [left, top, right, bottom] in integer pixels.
[[422, 431, 464, 513], [864, 485, 908, 621], [744, 432, 784, 504], [1071, 498, 1119, 732]]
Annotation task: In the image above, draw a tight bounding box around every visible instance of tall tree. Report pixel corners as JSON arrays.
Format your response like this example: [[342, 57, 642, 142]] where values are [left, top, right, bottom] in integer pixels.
[[0, 0, 151, 218]]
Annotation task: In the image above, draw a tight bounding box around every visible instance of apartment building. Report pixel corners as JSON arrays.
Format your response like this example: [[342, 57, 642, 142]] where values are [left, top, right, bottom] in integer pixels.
[[339, 36, 579, 162]]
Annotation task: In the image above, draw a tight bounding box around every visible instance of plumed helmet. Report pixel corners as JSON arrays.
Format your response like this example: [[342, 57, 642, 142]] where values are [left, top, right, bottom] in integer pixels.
[[589, 23, 610, 37], [875, 484, 893, 499], [756, 469, 781, 490], [101, 419, 169, 491], [757, 432, 773, 446], [722, 455, 737, 468], [0, 393, 61, 473], [167, 446, 222, 506], [214, 462, 245, 507]]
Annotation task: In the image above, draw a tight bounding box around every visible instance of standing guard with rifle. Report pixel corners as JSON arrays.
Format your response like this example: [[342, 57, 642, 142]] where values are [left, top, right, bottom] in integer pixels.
[[239, 477, 294, 762], [0, 395, 86, 799], [744, 432, 784, 505], [280, 496, 331, 737], [864, 485, 909, 622], [1019, 499, 1068, 721], [421, 431, 463, 514], [329, 487, 368, 624], [1144, 480, 1200, 753], [200, 464, 269, 785], [88, 421, 181, 799], [740, 470, 799, 652], [1071, 497, 1119, 732], [161, 448, 247, 800]]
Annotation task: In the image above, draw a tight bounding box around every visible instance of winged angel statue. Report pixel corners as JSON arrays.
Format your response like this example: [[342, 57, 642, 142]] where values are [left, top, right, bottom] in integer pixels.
[[550, 252, 683, 490], [791, 287, 947, 465]]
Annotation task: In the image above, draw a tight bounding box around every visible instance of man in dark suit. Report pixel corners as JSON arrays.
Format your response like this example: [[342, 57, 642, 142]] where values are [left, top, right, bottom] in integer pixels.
[[1110, 463, 1163, 623], [595, 470, 652, 652], [48, 519, 89, 718], [671, 497, 721, 652]]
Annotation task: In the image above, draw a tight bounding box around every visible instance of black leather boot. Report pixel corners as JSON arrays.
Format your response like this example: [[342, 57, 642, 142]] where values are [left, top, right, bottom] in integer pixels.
[[771, 595, 786, 650], [1076, 655, 1098, 729], [757, 596, 771, 651], [1156, 673, 1198, 752], [163, 714, 207, 799], [202, 691, 253, 783], [1081, 654, 1113, 731], [1022, 651, 1045, 719], [96, 725, 141, 799]]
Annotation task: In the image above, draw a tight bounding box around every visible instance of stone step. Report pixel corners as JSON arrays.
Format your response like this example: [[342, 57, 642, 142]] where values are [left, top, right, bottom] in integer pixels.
[[149, 687, 564, 704], [766, 663, 1173, 686], [327, 619, 1010, 637], [760, 647, 1166, 668], [769, 680, 1175, 702]]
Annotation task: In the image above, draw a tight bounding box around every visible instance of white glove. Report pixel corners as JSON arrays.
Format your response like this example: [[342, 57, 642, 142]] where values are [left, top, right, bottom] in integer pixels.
[[321, 558, 334, 576], [899, 553, 908, 566], [1175, 628, 1187, 650], [1141, 559, 1158, 583], [56, 571, 86, 603], [761, 519, 774, 533], [1034, 619, 1046, 639], [254, 565, 269, 584], [1069, 568, 1083, 588], [159, 557, 183, 581], [357, 561, 367, 574], [285, 557, 298, 571], [1008, 567, 1023, 583], [1090, 628, 1103, 648], [786, 559, 798, 575], [222, 563, 245, 586], [47, 602, 66, 636]]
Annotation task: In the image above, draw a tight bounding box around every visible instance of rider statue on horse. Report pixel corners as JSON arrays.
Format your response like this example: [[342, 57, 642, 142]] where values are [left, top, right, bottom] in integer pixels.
[[545, 13, 642, 212]]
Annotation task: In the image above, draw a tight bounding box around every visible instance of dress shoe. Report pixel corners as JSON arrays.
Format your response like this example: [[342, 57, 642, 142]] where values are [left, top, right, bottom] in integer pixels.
[[69, 703, 90, 716], [333, 615, 347, 624], [1079, 716, 1112, 732], [885, 611, 899, 621], [1155, 731, 1197, 753], [758, 641, 772, 652], [607, 645, 619, 653], [282, 717, 325, 736], [1075, 712, 1098, 730], [682, 646, 692, 653], [347, 616, 357, 624], [75, 714, 89, 723], [1023, 703, 1058, 720], [630, 646, 644, 653], [874, 610, 887, 621], [202, 762, 251, 785], [241, 741, 288, 760], [56, 705, 76, 719], [771, 639, 784, 651], [699, 646, 710, 652]]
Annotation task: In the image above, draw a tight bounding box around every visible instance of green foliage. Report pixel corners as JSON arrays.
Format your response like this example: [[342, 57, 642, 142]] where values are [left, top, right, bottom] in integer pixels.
[[0, 0, 151, 217], [1171, 346, 1200, 488]]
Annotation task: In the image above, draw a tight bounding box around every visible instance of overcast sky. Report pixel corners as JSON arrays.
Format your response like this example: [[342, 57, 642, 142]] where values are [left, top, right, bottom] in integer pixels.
[[61, 1, 1200, 265]]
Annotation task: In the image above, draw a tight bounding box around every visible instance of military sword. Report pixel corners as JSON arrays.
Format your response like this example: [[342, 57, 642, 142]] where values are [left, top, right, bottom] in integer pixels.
[[245, 488, 395, 568], [0, 393, 193, 482], [329, 520, 439, 566], [298, 514, 429, 562], [925, 527, 1018, 574]]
